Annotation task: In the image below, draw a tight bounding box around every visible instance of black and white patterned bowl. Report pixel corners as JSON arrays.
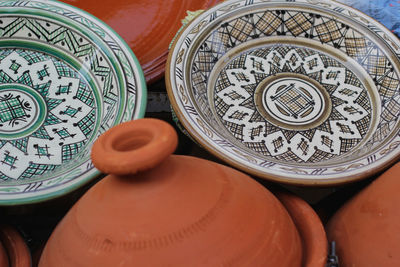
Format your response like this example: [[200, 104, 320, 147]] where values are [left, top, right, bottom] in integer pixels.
[[166, 0, 400, 185]]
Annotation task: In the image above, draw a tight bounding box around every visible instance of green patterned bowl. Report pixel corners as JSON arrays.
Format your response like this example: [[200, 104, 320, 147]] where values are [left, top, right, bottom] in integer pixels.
[[0, 0, 146, 205], [167, 0, 400, 185]]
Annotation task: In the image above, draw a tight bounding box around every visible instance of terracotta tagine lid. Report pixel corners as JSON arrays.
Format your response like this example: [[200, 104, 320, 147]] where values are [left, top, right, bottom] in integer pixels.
[[60, 0, 221, 83], [38, 118, 307, 266], [0, 225, 31, 267], [327, 162, 400, 267]]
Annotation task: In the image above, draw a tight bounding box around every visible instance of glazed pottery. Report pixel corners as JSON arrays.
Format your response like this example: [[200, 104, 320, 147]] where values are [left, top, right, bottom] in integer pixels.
[[61, 0, 221, 83], [0, 225, 31, 267], [39, 118, 313, 267], [327, 162, 400, 267], [166, 0, 400, 185], [0, 0, 146, 205]]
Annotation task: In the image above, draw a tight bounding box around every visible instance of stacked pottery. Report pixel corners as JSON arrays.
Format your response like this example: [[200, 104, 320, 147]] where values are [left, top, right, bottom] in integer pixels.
[[0, 225, 31, 267], [38, 118, 327, 267], [327, 162, 400, 267]]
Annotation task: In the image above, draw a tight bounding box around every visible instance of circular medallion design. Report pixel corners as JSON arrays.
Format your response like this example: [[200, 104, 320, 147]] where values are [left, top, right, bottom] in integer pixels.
[[255, 73, 331, 130], [0, 85, 47, 137], [212, 45, 372, 163]]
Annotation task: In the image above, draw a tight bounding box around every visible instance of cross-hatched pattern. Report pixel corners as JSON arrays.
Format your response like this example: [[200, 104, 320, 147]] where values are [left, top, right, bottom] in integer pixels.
[[364, 55, 388, 77], [382, 99, 400, 122], [274, 85, 314, 117], [37, 65, 49, 80], [0, 70, 13, 83], [315, 20, 343, 43], [285, 13, 312, 36], [229, 18, 254, 42], [255, 12, 281, 35], [31, 126, 50, 139], [34, 81, 51, 96], [326, 70, 339, 80], [250, 126, 263, 139], [272, 136, 284, 151], [338, 88, 358, 97], [75, 82, 95, 107], [47, 98, 63, 111], [1, 151, 17, 170], [224, 90, 245, 101], [370, 123, 391, 143], [340, 138, 358, 153], [289, 53, 299, 65], [224, 121, 244, 141], [337, 122, 352, 134], [344, 37, 368, 57], [307, 58, 318, 69], [379, 75, 399, 98], [62, 141, 85, 161], [34, 144, 52, 159], [275, 151, 302, 163], [309, 149, 334, 162], [45, 112, 62, 125], [56, 83, 72, 95], [321, 135, 333, 149], [215, 96, 231, 115], [320, 54, 342, 68], [0, 96, 27, 122], [354, 91, 371, 111], [54, 60, 77, 77], [21, 163, 57, 179], [54, 127, 75, 140], [77, 109, 96, 137], [211, 29, 229, 55], [345, 69, 362, 87], [227, 54, 247, 70], [244, 141, 269, 155], [229, 110, 248, 120], [318, 121, 332, 133], [10, 138, 28, 153], [215, 71, 232, 92], [297, 139, 309, 155], [354, 115, 371, 136], [62, 106, 81, 118], [9, 60, 21, 73], [250, 57, 265, 71], [251, 47, 272, 59], [233, 72, 250, 82], [195, 49, 215, 72], [16, 72, 33, 86], [19, 50, 47, 64]]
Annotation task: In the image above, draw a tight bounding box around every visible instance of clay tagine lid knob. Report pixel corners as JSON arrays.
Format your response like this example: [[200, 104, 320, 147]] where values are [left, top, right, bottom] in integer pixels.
[[91, 118, 178, 175]]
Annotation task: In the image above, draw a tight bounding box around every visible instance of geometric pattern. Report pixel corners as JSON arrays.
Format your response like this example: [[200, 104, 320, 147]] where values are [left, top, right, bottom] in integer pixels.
[[214, 46, 371, 163], [0, 49, 96, 180], [191, 7, 399, 159]]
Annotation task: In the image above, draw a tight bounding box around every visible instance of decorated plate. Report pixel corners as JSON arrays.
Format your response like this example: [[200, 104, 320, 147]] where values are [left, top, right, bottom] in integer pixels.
[[60, 0, 222, 83], [0, 0, 146, 204], [167, 0, 400, 185]]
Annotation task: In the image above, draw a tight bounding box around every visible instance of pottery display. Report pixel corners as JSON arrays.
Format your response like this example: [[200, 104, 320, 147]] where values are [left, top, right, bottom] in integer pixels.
[[166, 0, 400, 185], [0, 0, 146, 205], [38, 118, 327, 267], [0, 225, 31, 267], [327, 162, 400, 267], [61, 0, 222, 83]]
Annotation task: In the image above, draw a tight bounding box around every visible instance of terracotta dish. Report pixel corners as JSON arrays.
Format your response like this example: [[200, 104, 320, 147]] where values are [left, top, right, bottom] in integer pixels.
[[0, 0, 146, 205], [0, 239, 9, 267], [39, 118, 326, 266], [0, 225, 31, 267], [166, 0, 400, 185], [327, 162, 400, 267], [61, 0, 221, 83]]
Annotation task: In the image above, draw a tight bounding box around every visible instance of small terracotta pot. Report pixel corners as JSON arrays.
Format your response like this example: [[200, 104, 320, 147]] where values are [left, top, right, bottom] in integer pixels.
[[327, 162, 400, 267], [276, 192, 327, 267], [0, 225, 31, 267], [39, 118, 326, 266], [0, 239, 9, 267]]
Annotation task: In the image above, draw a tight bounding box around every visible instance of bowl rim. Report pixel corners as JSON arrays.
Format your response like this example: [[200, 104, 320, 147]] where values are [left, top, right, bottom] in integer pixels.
[[0, 0, 147, 205], [166, 0, 400, 186]]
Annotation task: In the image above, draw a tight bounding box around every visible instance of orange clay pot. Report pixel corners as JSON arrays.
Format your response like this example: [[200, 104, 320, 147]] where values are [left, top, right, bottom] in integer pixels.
[[327, 162, 400, 267], [0, 225, 31, 267], [0, 239, 9, 267], [38, 118, 326, 266], [60, 0, 221, 83]]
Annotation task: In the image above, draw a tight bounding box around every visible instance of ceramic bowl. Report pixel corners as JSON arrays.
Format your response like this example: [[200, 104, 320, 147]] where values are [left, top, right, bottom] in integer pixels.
[[60, 0, 222, 83], [0, 0, 146, 205], [0, 225, 31, 267], [166, 0, 400, 185]]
